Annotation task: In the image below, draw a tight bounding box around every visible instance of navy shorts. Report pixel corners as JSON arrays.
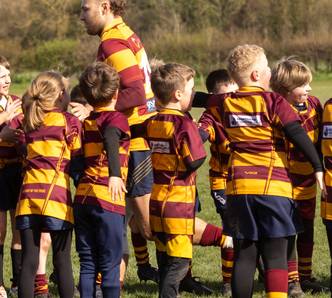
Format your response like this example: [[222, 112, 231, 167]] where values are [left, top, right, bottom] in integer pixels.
[[323, 219, 332, 230], [225, 194, 301, 241], [0, 164, 22, 211], [126, 150, 153, 198], [211, 189, 227, 215]]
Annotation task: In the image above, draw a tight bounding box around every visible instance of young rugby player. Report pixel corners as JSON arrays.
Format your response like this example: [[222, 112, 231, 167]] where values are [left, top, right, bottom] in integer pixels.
[[78, 0, 158, 282], [16, 71, 81, 298], [321, 92, 332, 296], [74, 62, 130, 297], [200, 69, 238, 296], [132, 63, 228, 297], [202, 44, 325, 298], [0, 56, 24, 298], [271, 57, 326, 296]]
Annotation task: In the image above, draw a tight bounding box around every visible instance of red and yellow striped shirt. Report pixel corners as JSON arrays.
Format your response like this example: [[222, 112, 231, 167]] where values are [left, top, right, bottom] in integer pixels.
[[146, 108, 206, 235], [97, 17, 156, 151], [321, 98, 332, 220], [75, 108, 130, 215], [16, 110, 82, 224], [205, 86, 300, 198], [287, 96, 322, 200], [199, 110, 230, 190]]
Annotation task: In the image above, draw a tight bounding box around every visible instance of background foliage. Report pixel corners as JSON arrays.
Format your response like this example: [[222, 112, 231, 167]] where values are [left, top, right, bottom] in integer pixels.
[[2, 0, 332, 76]]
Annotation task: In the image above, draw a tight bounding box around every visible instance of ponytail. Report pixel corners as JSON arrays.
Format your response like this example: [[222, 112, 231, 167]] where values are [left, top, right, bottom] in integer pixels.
[[23, 71, 67, 132]]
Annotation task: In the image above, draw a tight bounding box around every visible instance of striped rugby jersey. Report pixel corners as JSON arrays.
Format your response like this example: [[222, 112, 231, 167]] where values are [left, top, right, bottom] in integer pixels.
[[205, 86, 300, 197], [146, 108, 206, 235], [199, 110, 230, 191], [0, 95, 24, 164], [16, 110, 82, 224], [287, 96, 322, 200], [75, 108, 130, 215], [97, 17, 156, 152], [321, 98, 332, 220]]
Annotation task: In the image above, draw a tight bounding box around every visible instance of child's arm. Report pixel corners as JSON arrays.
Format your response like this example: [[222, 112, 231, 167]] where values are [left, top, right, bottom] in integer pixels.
[[103, 126, 127, 201], [192, 91, 210, 108], [273, 94, 326, 196], [180, 121, 207, 172]]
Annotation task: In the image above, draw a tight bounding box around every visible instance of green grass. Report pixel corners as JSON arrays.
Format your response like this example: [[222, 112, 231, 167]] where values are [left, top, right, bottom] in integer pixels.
[[2, 76, 332, 297]]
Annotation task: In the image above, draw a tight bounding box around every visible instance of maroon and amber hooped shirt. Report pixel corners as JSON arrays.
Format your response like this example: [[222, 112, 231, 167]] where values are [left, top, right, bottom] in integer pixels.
[[97, 17, 156, 152], [145, 108, 206, 236], [75, 107, 130, 215], [16, 110, 82, 224], [205, 86, 300, 198]]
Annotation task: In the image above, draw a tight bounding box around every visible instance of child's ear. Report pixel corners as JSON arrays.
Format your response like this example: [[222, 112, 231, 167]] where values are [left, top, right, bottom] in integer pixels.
[[251, 70, 260, 82], [174, 89, 182, 101]]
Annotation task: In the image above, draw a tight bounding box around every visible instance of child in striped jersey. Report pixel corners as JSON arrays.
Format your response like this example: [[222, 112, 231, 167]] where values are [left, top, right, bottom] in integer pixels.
[[271, 57, 326, 296], [16, 71, 81, 298], [202, 69, 238, 296], [0, 56, 25, 298], [321, 92, 332, 295], [74, 62, 130, 298], [202, 44, 326, 298], [133, 63, 223, 298]]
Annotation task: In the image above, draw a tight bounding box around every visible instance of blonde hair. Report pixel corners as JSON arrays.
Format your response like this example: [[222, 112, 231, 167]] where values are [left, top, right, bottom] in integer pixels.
[[270, 57, 312, 96], [151, 63, 195, 105], [23, 71, 68, 132], [227, 44, 265, 83]]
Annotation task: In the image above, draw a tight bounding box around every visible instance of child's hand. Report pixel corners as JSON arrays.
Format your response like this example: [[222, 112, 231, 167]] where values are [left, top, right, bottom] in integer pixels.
[[315, 171, 327, 198], [70, 102, 93, 121], [0, 126, 22, 143], [108, 176, 127, 201], [4, 99, 22, 122]]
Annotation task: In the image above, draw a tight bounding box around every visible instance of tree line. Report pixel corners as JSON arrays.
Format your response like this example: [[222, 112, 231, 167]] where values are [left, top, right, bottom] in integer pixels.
[[1, 0, 332, 76]]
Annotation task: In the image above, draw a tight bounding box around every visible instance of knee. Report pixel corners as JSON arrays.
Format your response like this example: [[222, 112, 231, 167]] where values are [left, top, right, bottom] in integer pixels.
[[40, 233, 52, 252]]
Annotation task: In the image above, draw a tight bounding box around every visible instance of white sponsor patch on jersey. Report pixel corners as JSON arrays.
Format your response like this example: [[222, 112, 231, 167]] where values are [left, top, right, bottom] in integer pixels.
[[150, 140, 170, 153], [229, 114, 262, 127], [323, 125, 332, 138]]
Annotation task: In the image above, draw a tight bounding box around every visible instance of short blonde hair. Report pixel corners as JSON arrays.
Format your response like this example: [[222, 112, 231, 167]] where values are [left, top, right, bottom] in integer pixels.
[[227, 44, 265, 83], [151, 63, 195, 105], [23, 71, 68, 132], [270, 57, 312, 96]]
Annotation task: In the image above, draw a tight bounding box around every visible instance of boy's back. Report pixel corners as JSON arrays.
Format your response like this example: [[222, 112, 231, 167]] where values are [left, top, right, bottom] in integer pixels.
[[207, 86, 299, 197]]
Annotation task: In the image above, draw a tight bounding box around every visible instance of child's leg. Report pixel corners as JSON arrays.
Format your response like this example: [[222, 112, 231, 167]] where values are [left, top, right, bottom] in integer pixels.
[[296, 199, 315, 281], [96, 211, 123, 297], [232, 239, 258, 298], [18, 228, 41, 298], [50, 230, 74, 298], [260, 237, 288, 298], [74, 205, 97, 298], [325, 221, 332, 292], [9, 209, 21, 289], [0, 211, 6, 288], [34, 232, 51, 296], [159, 255, 190, 298], [287, 235, 300, 283]]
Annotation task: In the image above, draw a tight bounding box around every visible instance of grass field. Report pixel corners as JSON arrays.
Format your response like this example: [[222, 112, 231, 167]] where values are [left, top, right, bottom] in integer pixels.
[[3, 75, 332, 297]]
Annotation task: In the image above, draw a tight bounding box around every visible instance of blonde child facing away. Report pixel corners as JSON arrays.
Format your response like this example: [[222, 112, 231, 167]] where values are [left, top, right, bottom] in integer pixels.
[[16, 71, 81, 298], [202, 44, 325, 298]]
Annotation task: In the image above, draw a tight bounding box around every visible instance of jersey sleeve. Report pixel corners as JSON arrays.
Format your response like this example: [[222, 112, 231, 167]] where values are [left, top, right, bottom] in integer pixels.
[[65, 114, 82, 156], [179, 120, 206, 168], [99, 39, 146, 111], [271, 93, 300, 128]]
